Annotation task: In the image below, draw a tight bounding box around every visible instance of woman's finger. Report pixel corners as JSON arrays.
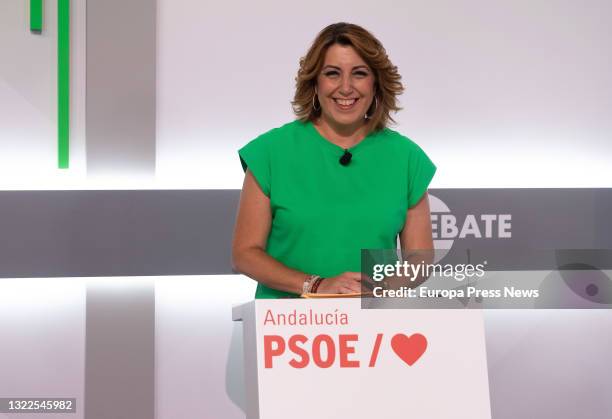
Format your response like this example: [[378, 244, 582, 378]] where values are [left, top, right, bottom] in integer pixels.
[[340, 283, 361, 293], [341, 272, 363, 282]]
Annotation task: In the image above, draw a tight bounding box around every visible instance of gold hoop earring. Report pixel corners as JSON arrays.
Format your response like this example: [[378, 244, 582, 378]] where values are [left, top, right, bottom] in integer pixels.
[[365, 96, 378, 119]]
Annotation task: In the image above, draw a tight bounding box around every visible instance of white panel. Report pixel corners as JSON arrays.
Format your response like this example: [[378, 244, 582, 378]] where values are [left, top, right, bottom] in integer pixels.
[[0, 278, 86, 419], [484, 309, 612, 417], [156, 0, 612, 188], [155, 275, 256, 419]]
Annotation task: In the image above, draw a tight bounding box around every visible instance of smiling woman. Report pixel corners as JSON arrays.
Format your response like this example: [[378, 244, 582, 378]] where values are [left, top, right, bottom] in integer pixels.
[[232, 22, 436, 299]]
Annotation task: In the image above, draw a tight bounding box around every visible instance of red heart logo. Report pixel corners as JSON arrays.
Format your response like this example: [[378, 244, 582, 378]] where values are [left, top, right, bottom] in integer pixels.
[[391, 333, 428, 366]]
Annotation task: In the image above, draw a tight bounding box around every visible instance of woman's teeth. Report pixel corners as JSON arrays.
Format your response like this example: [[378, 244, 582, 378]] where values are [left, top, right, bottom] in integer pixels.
[[334, 98, 357, 106]]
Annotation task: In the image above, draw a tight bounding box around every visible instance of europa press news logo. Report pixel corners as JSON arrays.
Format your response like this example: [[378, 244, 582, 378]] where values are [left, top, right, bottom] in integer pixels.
[[429, 194, 512, 260]]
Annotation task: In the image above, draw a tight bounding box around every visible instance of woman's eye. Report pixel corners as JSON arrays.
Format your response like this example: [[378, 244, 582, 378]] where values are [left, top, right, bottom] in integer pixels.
[[354, 71, 369, 77], [323, 71, 339, 77]]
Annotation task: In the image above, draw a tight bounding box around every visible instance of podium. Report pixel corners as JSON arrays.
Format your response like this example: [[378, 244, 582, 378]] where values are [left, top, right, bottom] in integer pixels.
[[233, 298, 491, 419]]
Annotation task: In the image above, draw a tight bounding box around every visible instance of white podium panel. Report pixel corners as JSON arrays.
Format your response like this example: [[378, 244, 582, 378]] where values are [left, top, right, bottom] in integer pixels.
[[233, 299, 491, 419]]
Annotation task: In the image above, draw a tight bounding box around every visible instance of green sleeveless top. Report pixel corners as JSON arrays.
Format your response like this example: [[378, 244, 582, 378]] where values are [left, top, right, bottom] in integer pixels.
[[239, 120, 436, 299]]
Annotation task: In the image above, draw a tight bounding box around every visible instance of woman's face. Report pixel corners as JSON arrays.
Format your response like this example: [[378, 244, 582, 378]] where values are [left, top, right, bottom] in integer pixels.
[[316, 44, 375, 130]]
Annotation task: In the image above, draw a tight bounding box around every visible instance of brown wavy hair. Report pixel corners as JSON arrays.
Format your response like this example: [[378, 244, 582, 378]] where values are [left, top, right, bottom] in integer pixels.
[[292, 22, 404, 132]]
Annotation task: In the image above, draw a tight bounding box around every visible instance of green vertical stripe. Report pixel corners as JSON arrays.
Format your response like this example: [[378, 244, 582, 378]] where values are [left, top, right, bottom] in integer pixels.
[[30, 0, 43, 32], [58, 0, 70, 169]]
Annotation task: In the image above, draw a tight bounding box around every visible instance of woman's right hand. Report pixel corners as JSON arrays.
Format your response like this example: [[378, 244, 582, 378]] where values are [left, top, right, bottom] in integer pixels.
[[316, 272, 363, 294]]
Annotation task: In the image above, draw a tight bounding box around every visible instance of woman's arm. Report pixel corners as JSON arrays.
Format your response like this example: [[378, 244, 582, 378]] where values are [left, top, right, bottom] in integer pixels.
[[400, 192, 434, 251], [232, 170, 362, 294], [394, 192, 434, 288], [232, 170, 308, 294]]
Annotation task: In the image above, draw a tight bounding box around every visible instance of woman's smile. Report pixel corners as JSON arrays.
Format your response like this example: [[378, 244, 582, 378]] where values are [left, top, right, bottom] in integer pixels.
[[332, 97, 359, 111]]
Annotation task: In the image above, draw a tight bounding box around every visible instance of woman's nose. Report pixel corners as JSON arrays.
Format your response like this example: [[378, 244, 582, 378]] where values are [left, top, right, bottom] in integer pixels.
[[339, 76, 353, 95]]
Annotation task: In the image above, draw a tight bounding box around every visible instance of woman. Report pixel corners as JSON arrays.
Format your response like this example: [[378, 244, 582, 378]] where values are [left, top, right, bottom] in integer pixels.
[[232, 22, 435, 298]]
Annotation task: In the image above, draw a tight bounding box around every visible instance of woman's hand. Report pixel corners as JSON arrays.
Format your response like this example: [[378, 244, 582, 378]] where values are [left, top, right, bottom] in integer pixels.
[[316, 272, 363, 294]]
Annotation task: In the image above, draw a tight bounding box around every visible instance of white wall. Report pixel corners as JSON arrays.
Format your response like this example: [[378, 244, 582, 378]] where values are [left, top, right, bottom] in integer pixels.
[[0, 278, 85, 419], [2, 1, 610, 189], [155, 276, 256, 419], [156, 0, 612, 189], [0, 0, 87, 190]]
